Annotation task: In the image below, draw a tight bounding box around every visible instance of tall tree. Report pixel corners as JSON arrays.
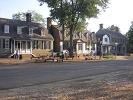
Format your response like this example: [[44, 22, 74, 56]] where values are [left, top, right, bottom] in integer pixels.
[[126, 24, 133, 53], [38, 0, 109, 56], [12, 10, 44, 23]]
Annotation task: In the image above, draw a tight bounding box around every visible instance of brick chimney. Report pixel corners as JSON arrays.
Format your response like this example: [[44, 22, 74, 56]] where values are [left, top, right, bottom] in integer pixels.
[[99, 24, 103, 29], [26, 13, 31, 22], [47, 17, 52, 29]]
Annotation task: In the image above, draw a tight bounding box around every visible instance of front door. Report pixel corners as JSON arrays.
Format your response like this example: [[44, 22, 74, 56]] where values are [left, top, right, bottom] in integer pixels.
[[15, 41, 21, 51], [77, 43, 83, 54], [17, 42, 20, 51]]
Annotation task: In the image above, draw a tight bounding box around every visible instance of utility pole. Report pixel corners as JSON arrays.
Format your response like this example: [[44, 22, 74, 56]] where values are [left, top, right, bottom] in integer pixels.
[[115, 42, 118, 59]]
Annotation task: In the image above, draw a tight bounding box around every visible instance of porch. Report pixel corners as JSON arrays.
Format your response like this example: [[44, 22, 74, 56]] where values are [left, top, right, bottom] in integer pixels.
[[12, 38, 52, 52], [11, 40, 32, 54], [75, 40, 97, 55]]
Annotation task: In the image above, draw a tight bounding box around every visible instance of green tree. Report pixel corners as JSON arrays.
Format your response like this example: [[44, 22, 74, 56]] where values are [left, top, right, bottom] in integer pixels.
[[38, 0, 109, 56], [126, 24, 133, 53], [12, 10, 44, 23], [107, 25, 120, 32], [12, 12, 26, 21], [75, 19, 88, 33]]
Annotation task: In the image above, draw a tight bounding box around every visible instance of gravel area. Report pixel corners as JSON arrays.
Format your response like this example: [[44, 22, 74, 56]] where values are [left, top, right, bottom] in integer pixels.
[[0, 69, 133, 100]]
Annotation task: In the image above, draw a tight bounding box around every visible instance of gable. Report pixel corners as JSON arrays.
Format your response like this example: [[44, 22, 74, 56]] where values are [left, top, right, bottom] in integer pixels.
[[102, 34, 110, 45]]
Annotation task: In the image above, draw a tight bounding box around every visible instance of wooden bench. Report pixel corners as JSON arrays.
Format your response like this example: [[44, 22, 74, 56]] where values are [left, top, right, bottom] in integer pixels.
[[31, 55, 63, 62], [31, 55, 47, 60], [44, 57, 63, 62]]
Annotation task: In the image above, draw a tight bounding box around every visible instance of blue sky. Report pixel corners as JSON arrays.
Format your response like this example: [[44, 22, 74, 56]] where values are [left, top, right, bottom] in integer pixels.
[[0, 0, 50, 18], [0, 0, 133, 34]]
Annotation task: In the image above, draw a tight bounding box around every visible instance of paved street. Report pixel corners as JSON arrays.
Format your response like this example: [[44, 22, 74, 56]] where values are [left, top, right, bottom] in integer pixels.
[[0, 60, 133, 99]]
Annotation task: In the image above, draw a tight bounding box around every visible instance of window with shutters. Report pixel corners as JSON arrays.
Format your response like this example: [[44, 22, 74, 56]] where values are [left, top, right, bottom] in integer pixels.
[[17, 27, 22, 34], [44, 41, 46, 49], [78, 44, 82, 50], [5, 39, 9, 49], [4, 25, 9, 33]]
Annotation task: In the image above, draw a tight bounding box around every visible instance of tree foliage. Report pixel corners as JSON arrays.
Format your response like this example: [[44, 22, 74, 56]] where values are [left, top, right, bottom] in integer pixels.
[[38, 0, 109, 56], [75, 19, 88, 33], [107, 25, 120, 32], [126, 24, 133, 53], [12, 10, 44, 23]]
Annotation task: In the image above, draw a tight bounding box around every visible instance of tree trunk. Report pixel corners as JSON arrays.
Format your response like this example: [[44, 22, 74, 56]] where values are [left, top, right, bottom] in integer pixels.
[[61, 0, 65, 50], [62, 23, 65, 49], [69, 25, 74, 57]]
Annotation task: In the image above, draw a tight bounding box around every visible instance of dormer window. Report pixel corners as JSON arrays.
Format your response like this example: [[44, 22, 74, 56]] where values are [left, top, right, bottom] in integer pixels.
[[41, 29, 45, 36], [17, 27, 22, 34], [105, 38, 108, 42], [102, 35, 110, 45], [80, 33, 82, 38], [4, 25, 9, 33], [29, 28, 33, 35]]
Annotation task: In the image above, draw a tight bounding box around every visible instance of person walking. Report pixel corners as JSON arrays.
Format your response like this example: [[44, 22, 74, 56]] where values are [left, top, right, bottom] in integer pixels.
[[14, 49, 19, 60]]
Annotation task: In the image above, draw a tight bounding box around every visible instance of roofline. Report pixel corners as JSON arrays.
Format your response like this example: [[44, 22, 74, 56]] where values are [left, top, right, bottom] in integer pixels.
[[0, 17, 42, 25], [0, 36, 11, 39]]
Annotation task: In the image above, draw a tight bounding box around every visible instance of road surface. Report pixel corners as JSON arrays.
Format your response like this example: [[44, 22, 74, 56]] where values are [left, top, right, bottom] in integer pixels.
[[0, 60, 133, 99]]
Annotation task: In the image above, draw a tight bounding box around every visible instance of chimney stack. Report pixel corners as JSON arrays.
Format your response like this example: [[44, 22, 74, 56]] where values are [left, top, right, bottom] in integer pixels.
[[99, 24, 103, 29], [47, 17, 52, 29], [26, 13, 32, 22]]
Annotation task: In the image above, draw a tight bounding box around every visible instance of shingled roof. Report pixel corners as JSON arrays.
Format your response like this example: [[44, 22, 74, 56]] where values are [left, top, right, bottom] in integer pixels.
[[96, 28, 127, 45], [0, 18, 53, 40], [96, 29, 125, 38]]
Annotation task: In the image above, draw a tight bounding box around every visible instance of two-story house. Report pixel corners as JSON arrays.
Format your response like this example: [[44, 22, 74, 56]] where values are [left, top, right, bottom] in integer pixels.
[[0, 13, 54, 58], [96, 24, 127, 55]]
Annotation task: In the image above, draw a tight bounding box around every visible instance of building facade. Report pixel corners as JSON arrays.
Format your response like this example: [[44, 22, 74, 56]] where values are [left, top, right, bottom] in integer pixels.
[[64, 31, 97, 55], [0, 13, 54, 58], [47, 17, 97, 56], [96, 24, 127, 56]]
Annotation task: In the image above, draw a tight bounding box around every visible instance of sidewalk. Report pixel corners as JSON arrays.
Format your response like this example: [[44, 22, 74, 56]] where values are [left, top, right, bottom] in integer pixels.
[[0, 57, 99, 65], [0, 56, 130, 65], [0, 58, 29, 65]]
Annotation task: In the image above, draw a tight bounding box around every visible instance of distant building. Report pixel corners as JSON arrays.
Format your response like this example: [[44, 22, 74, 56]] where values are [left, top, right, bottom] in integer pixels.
[[47, 17, 97, 56], [0, 13, 53, 58], [64, 31, 97, 55], [96, 24, 127, 55]]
